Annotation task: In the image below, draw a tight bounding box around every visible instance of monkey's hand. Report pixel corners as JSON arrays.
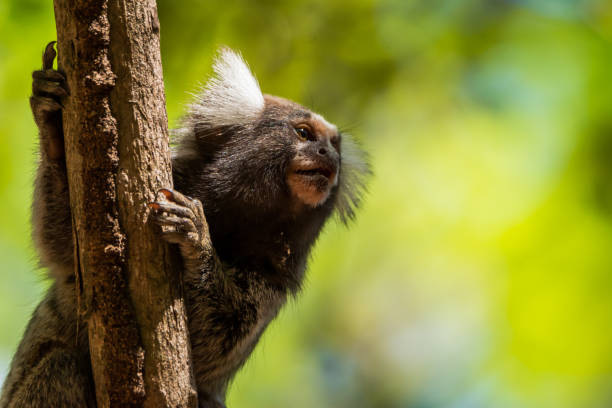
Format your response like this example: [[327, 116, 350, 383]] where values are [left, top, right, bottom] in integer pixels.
[[31, 41, 68, 161], [149, 189, 212, 263]]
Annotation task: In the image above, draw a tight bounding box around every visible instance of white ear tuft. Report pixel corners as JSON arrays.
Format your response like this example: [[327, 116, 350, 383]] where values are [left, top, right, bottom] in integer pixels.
[[336, 134, 371, 223], [188, 47, 264, 127]]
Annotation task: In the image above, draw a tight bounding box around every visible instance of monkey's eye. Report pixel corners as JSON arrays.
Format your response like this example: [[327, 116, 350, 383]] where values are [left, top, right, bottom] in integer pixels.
[[331, 136, 340, 150], [295, 126, 316, 142]]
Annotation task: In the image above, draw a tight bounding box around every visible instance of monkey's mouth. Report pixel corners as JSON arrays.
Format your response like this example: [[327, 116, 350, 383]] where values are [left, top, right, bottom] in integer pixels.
[[288, 161, 338, 206], [294, 167, 334, 180]]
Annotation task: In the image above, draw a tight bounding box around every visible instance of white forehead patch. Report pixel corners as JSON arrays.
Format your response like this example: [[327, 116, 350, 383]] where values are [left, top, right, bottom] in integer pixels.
[[188, 48, 264, 127], [312, 113, 337, 133]]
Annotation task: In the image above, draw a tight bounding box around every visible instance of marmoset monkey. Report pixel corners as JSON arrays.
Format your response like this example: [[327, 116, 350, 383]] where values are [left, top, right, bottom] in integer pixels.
[[0, 44, 369, 408]]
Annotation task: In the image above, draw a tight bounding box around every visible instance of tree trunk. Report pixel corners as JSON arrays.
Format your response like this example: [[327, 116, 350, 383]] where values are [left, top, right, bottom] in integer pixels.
[[52, 0, 198, 406]]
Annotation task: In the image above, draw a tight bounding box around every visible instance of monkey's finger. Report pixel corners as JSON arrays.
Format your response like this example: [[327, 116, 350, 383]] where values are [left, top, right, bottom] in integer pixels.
[[30, 96, 63, 113], [152, 214, 197, 232], [43, 41, 57, 70], [33, 78, 69, 98], [149, 201, 196, 221], [159, 188, 194, 207], [160, 188, 205, 220], [32, 71, 70, 98], [155, 191, 203, 225], [159, 231, 199, 246], [192, 198, 206, 223], [33, 69, 66, 83]]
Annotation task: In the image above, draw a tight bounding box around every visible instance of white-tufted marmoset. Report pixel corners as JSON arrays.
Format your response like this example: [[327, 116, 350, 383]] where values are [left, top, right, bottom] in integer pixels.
[[0, 44, 369, 408]]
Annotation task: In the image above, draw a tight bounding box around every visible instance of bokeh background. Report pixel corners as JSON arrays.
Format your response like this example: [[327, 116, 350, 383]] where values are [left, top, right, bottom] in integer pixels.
[[2, 0, 612, 407]]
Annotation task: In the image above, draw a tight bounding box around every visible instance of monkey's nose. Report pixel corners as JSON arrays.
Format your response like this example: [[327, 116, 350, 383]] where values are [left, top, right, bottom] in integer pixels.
[[318, 147, 328, 156]]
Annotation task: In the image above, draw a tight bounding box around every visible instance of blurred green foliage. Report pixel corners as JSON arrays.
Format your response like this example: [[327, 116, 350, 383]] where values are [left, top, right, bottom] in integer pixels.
[[2, 0, 612, 407]]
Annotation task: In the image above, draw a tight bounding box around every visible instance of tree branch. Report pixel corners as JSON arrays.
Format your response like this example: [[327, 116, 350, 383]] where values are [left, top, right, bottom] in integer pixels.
[[52, 0, 197, 406]]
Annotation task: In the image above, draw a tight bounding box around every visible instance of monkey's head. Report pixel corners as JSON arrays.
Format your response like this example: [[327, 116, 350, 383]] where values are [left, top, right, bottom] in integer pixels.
[[173, 49, 369, 256], [260, 94, 342, 210]]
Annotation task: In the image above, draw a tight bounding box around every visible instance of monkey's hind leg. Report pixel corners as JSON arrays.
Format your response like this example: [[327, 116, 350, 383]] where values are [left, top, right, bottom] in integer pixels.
[[30, 42, 74, 273], [4, 348, 96, 408]]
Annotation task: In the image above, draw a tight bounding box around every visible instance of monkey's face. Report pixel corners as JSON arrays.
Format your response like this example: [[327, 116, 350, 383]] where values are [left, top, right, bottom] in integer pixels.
[[261, 96, 341, 208], [286, 114, 340, 207]]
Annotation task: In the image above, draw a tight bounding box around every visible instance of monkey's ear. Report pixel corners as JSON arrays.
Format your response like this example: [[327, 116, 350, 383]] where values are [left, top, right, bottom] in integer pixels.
[[336, 134, 371, 224], [187, 47, 264, 128]]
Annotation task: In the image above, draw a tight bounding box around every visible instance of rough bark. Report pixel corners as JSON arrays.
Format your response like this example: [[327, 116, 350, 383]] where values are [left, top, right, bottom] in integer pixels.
[[52, 0, 198, 406]]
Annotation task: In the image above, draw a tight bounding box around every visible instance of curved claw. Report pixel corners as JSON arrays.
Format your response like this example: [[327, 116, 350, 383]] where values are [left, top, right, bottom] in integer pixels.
[[159, 188, 173, 200], [43, 41, 57, 71]]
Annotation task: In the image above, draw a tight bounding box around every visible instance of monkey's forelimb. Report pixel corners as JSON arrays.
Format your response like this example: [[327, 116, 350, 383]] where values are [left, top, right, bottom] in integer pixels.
[[149, 189, 286, 407], [30, 42, 73, 275]]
